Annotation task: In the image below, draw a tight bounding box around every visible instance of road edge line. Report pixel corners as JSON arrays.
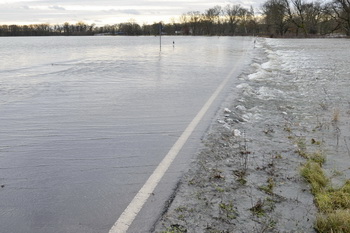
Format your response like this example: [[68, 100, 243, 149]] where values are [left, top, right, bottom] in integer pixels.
[[109, 52, 245, 233]]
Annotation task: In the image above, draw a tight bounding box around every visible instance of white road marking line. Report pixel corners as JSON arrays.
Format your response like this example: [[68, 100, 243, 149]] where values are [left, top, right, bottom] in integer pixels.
[[109, 55, 244, 233]]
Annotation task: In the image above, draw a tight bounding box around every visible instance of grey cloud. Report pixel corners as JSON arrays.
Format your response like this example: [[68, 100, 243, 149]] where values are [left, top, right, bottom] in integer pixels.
[[20, 5, 30, 10], [49, 5, 66, 11], [103, 9, 141, 15], [120, 9, 141, 15]]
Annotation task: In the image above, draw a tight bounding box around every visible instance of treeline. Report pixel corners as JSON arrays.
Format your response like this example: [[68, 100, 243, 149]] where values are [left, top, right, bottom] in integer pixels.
[[0, 0, 349, 37], [262, 0, 350, 37]]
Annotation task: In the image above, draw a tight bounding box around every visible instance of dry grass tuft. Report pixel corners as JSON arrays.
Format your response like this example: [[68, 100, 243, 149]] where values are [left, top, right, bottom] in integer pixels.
[[300, 153, 350, 233], [332, 109, 340, 123], [315, 209, 350, 233], [316, 189, 350, 212], [309, 151, 326, 165], [300, 161, 329, 194]]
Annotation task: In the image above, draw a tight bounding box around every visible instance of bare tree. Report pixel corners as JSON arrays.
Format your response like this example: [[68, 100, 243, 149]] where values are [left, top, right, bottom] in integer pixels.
[[303, 1, 323, 34], [187, 11, 201, 35], [283, 0, 309, 36], [238, 6, 255, 34], [263, 0, 290, 36], [329, 0, 350, 35], [225, 4, 242, 35], [203, 5, 222, 35]]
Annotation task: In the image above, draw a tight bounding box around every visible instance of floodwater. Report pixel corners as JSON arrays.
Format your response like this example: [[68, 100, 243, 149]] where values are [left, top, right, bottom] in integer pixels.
[[154, 38, 350, 232], [234, 37, 350, 231], [264, 38, 350, 185], [251, 38, 350, 181], [233, 36, 350, 211], [0, 36, 254, 233], [237, 38, 350, 193]]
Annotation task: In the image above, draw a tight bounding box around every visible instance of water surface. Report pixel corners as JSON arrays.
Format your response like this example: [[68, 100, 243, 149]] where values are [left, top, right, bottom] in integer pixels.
[[0, 36, 253, 233]]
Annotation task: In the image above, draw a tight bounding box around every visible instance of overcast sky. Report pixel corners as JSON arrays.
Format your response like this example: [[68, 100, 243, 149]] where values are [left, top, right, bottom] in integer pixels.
[[0, 0, 264, 26]]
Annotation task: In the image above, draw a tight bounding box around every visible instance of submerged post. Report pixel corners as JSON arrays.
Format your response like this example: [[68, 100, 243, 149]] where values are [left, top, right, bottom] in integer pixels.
[[159, 22, 162, 51]]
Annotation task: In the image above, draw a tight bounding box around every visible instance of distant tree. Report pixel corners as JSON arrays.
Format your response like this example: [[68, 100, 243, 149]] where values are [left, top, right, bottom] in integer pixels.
[[187, 11, 201, 35], [179, 13, 191, 34], [203, 5, 222, 35], [2, 0, 350, 37], [238, 6, 255, 34], [35, 24, 51, 36], [88, 24, 95, 34], [283, 0, 329, 36], [246, 6, 259, 35], [63, 22, 70, 35], [149, 22, 161, 35], [283, 0, 309, 36], [224, 4, 242, 35], [75, 21, 87, 34], [328, 0, 350, 35], [53, 24, 63, 35], [141, 24, 152, 35], [262, 0, 290, 36], [303, 1, 323, 34], [118, 20, 142, 35], [9, 25, 19, 36]]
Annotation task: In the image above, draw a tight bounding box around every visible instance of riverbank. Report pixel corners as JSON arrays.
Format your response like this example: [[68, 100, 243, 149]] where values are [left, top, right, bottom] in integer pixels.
[[153, 38, 350, 232]]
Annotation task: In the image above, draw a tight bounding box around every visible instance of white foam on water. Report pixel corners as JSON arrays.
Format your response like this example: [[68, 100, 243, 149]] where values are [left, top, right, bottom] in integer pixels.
[[256, 86, 285, 100], [247, 49, 282, 81], [235, 105, 246, 112], [251, 63, 261, 69], [242, 112, 262, 122], [236, 83, 250, 89], [242, 86, 257, 98]]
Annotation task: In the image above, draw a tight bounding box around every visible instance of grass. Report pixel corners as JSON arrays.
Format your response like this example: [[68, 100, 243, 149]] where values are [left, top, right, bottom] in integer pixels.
[[210, 168, 225, 180], [318, 180, 350, 212], [259, 177, 275, 195], [174, 206, 188, 213], [309, 151, 326, 165], [316, 210, 350, 233], [300, 161, 328, 194], [289, 110, 350, 233], [233, 170, 247, 185], [162, 224, 187, 233], [295, 137, 307, 158], [219, 201, 237, 219], [300, 152, 350, 232], [215, 186, 225, 192], [250, 199, 265, 217]]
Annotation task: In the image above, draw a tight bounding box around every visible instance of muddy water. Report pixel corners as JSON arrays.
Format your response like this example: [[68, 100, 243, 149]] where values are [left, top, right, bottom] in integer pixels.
[[155, 38, 350, 232]]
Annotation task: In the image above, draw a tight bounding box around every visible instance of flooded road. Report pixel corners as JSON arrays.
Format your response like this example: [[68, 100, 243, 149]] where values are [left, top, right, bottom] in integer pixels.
[[154, 38, 350, 232], [0, 36, 254, 232]]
